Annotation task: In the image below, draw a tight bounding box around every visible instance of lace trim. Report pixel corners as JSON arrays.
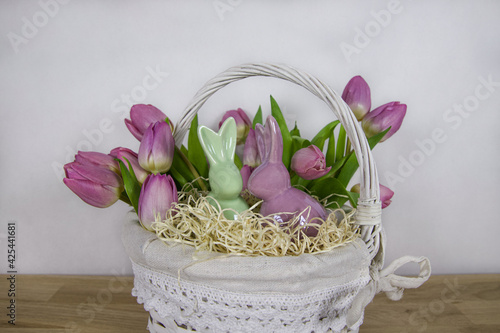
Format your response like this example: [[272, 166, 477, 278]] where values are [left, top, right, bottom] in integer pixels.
[[131, 260, 370, 332]]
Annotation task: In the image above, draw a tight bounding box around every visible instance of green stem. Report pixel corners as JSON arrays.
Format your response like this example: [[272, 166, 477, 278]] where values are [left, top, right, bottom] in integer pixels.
[[175, 146, 208, 192]]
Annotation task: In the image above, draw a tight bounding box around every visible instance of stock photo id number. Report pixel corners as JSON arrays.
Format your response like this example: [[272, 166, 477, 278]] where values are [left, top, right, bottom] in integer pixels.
[[6, 221, 17, 325]]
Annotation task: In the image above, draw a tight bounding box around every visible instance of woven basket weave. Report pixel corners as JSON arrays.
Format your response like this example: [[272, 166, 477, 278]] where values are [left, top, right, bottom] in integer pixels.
[[122, 63, 431, 333]]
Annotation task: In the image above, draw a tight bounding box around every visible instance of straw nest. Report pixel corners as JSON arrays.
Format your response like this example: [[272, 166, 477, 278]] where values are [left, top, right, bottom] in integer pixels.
[[152, 183, 359, 257]]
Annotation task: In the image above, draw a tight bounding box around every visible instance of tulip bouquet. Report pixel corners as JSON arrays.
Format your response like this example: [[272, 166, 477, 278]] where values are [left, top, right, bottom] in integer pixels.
[[63, 75, 405, 254]]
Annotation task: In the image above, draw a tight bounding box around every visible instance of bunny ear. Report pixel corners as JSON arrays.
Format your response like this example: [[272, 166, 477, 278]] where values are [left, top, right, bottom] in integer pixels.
[[265, 116, 283, 163], [254, 123, 268, 163], [198, 117, 237, 165], [218, 117, 237, 161], [198, 125, 221, 166]]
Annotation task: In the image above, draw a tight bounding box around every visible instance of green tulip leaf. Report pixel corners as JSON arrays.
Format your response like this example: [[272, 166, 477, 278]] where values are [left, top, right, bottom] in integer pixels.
[[290, 122, 301, 137], [180, 144, 188, 157], [290, 173, 300, 186], [336, 128, 390, 187], [296, 177, 312, 189], [311, 120, 340, 151], [310, 177, 351, 210], [252, 105, 263, 129], [290, 135, 311, 161], [168, 166, 188, 188], [187, 115, 209, 178], [347, 191, 360, 208], [307, 151, 352, 189], [234, 154, 243, 170], [172, 148, 195, 184], [117, 159, 141, 213], [270, 96, 292, 169], [325, 130, 336, 167], [165, 116, 173, 128], [119, 191, 132, 206], [335, 125, 347, 162]]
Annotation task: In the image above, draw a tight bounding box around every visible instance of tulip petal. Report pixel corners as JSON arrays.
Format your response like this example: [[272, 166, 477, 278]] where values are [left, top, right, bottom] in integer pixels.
[[75, 151, 119, 173], [219, 109, 252, 145], [138, 121, 174, 174], [138, 123, 156, 170], [291, 145, 330, 180], [64, 178, 120, 208], [342, 75, 371, 121], [70, 163, 123, 188], [64, 163, 86, 180], [243, 129, 261, 168], [380, 184, 394, 209], [125, 119, 144, 141], [111, 147, 150, 183], [125, 104, 168, 141], [362, 102, 406, 142], [130, 104, 167, 134], [151, 122, 174, 170], [138, 174, 178, 230], [302, 166, 331, 180], [240, 165, 252, 191]]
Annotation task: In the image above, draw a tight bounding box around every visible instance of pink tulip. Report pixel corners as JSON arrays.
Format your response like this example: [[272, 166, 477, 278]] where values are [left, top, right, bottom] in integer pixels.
[[63, 162, 124, 208], [291, 145, 332, 180], [379, 184, 394, 208], [110, 147, 150, 183], [243, 128, 261, 168], [138, 174, 178, 230], [362, 101, 407, 142], [351, 183, 394, 209], [138, 121, 175, 174], [74, 151, 120, 174], [342, 75, 371, 121], [219, 108, 252, 145], [240, 165, 252, 192], [125, 104, 168, 141]]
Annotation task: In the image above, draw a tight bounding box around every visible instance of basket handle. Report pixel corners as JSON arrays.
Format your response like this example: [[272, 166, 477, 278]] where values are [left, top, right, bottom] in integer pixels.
[[173, 63, 382, 241]]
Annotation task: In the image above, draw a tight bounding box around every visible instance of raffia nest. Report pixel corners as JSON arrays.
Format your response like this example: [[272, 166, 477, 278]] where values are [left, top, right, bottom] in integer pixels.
[[152, 182, 359, 257]]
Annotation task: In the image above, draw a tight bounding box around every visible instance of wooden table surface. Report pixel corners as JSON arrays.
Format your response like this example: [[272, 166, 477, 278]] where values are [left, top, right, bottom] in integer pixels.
[[0, 274, 498, 332]]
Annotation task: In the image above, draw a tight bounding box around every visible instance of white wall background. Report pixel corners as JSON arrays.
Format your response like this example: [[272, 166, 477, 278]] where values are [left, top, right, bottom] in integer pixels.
[[1, 0, 499, 276]]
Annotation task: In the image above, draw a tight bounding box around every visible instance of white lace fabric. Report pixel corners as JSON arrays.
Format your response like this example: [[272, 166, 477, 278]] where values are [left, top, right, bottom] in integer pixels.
[[123, 219, 373, 332]]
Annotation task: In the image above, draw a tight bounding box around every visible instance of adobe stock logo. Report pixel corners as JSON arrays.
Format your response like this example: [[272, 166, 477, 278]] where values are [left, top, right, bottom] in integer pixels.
[[212, 0, 243, 21], [6, 0, 71, 54], [384, 74, 500, 190], [339, 0, 404, 63]]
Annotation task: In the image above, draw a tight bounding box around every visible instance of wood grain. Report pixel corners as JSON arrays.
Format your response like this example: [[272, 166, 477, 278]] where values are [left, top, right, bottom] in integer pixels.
[[1, 274, 499, 332]]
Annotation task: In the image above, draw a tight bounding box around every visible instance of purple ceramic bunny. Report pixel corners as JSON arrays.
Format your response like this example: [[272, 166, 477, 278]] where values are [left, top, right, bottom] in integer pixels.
[[247, 116, 327, 237]]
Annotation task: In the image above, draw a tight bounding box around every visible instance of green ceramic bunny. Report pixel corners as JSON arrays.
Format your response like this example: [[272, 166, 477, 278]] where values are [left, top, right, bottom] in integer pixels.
[[198, 117, 249, 220]]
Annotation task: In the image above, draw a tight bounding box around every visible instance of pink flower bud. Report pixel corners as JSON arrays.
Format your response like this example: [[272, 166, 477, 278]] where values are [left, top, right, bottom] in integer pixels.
[[380, 184, 394, 208], [362, 102, 407, 142], [110, 147, 150, 184], [351, 183, 394, 209], [138, 121, 175, 174], [74, 151, 120, 174], [63, 162, 124, 208], [219, 108, 252, 145], [342, 75, 371, 121], [291, 145, 332, 180], [240, 165, 253, 192], [138, 174, 178, 230], [243, 129, 261, 168], [125, 104, 169, 141]]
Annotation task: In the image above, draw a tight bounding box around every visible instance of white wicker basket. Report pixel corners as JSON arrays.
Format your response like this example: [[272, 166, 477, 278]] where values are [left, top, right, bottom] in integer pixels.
[[122, 63, 431, 333]]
